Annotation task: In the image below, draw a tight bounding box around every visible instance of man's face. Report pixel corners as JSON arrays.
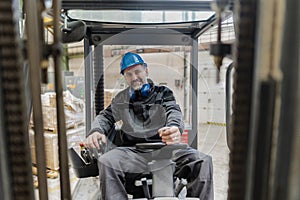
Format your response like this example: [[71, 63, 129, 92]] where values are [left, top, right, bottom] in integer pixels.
[[123, 64, 148, 90]]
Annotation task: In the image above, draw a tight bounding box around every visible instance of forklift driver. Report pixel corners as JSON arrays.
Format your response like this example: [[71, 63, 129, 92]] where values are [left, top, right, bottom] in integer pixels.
[[85, 52, 214, 200]]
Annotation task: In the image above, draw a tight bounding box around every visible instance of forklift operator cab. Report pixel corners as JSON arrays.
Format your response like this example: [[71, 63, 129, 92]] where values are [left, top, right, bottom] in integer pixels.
[[68, 50, 211, 199], [67, 48, 215, 199], [63, 2, 222, 199]]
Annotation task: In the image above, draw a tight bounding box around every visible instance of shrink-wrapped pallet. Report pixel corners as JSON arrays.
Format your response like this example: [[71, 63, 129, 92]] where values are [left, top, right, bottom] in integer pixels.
[[29, 126, 85, 170], [104, 89, 120, 108], [31, 90, 85, 132]]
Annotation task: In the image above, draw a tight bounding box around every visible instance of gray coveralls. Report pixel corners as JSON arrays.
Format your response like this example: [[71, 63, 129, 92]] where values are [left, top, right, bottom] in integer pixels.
[[89, 83, 214, 200], [98, 147, 213, 200]]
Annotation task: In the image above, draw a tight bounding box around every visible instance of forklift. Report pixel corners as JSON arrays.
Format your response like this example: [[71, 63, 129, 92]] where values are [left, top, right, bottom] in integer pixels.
[[1, 0, 300, 200]]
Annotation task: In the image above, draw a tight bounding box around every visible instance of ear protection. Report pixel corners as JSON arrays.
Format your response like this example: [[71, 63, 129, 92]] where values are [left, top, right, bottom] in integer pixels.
[[130, 83, 151, 99]]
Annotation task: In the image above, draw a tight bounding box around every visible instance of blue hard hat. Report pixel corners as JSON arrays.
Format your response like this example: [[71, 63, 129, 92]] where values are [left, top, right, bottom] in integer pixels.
[[120, 52, 147, 74]]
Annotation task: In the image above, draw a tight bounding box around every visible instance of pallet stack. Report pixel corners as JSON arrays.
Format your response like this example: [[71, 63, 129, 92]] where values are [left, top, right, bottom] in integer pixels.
[[29, 91, 85, 177], [33, 90, 85, 131], [104, 89, 120, 108]]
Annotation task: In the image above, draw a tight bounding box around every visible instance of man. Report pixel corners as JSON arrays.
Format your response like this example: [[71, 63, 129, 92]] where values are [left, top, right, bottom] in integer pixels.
[[85, 52, 214, 200]]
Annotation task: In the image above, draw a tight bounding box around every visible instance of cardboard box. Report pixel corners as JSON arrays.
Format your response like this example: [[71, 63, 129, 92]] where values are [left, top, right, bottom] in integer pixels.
[[104, 89, 120, 108], [29, 126, 85, 170], [29, 130, 59, 170], [41, 106, 84, 131], [31, 91, 85, 132]]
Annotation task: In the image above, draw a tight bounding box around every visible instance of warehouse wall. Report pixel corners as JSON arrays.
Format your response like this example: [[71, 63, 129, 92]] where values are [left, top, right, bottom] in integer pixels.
[[68, 49, 232, 125], [198, 51, 232, 124]]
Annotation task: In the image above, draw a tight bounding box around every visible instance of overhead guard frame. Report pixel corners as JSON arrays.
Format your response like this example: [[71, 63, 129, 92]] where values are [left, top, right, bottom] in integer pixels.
[[61, 0, 234, 149]]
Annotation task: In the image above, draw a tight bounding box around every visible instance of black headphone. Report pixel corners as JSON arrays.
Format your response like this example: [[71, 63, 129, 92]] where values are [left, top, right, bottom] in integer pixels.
[[130, 83, 151, 100]]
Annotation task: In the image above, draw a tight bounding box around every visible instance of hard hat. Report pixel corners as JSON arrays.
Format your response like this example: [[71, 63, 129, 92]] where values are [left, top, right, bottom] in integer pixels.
[[120, 52, 147, 74]]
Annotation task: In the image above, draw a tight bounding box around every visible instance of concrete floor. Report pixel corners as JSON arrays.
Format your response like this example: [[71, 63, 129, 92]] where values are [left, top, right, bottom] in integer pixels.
[[36, 124, 230, 200], [198, 124, 229, 200]]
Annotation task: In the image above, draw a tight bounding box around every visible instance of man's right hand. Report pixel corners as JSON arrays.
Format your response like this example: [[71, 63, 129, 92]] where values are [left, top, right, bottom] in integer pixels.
[[85, 131, 106, 149]]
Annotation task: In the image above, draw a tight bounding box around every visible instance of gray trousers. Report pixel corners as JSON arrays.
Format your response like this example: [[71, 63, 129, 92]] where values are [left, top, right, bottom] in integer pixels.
[[98, 147, 214, 200]]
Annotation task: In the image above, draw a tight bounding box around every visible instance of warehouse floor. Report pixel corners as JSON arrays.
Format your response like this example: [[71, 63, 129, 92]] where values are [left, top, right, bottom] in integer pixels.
[[198, 124, 229, 200], [36, 123, 229, 200]]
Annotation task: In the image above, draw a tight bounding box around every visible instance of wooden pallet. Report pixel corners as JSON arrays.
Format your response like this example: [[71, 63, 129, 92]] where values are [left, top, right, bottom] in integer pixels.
[[31, 121, 84, 133], [32, 166, 59, 179]]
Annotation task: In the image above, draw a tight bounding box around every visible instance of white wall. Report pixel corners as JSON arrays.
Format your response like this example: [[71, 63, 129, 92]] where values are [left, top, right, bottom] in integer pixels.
[[68, 50, 233, 124], [198, 51, 232, 124]]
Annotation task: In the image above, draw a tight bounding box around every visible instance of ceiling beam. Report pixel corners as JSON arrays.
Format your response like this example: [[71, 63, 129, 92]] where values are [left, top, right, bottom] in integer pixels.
[[62, 0, 213, 11]]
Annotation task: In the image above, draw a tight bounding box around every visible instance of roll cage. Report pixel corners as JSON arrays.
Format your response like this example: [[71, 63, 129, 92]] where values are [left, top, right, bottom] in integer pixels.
[[61, 0, 234, 149]]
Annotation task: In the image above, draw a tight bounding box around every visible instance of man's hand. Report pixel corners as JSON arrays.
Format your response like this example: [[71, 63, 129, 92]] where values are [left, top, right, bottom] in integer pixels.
[[85, 131, 106, 149], [158, 126, 181, 145]]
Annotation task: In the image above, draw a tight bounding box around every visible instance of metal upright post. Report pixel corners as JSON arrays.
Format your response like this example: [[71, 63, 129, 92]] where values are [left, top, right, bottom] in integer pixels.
[[272, 0, 300, 199], [94, 44, 104, 115], [190, 38, 199, 149], [24, 0, 49, 198], [84, 38, 93, 135], [52, 0, 71, 199]]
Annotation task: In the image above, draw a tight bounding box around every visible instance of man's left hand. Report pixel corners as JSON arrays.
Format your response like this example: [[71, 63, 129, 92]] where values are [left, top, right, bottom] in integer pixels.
[[158, 126, 181, 145]]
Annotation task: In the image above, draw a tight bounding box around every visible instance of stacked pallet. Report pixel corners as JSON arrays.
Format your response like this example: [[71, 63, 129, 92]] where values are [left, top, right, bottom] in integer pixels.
[[29, 90, 86, 172], [31, 90, 85, 131], [29, 125, 85, 171], [104, 89, 120, 108]]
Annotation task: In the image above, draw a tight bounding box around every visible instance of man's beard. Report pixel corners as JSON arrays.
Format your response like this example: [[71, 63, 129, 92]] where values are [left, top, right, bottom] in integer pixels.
[[130, 78, 145, 90]]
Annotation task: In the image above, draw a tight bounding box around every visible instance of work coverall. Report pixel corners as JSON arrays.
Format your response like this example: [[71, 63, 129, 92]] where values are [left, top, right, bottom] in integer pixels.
[[89, 83, 214, 200]]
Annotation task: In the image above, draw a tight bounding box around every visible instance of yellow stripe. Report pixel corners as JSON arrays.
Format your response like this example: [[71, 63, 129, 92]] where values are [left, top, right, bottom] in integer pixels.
[[207, 121, 226, 126]]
